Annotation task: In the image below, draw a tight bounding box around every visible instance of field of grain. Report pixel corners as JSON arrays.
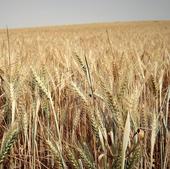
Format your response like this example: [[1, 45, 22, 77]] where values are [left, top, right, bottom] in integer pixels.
[[0, 21, 170, 169]]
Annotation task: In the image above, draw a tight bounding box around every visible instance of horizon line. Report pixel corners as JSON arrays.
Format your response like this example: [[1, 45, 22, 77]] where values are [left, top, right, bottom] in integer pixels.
[[0, 19, 170, 30]]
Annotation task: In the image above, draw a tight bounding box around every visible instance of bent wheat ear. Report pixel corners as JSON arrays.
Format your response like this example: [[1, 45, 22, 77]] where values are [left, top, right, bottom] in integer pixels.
[[65, 145, 79, 169], [0, 123, 19, 164], [31, 67, 51, 99], [73, 52, 87, 76], [46, 140, 67, 169], [77, 147, 96, 169]]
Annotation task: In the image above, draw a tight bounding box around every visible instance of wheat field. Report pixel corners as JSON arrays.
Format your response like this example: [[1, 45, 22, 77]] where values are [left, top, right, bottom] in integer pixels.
[[0, 21, 170, 169]]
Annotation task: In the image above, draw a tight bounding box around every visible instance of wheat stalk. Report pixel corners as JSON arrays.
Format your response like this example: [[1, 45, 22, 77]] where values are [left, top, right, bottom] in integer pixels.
[[150, 113, 158, 169], [121, 112, 131, 169]]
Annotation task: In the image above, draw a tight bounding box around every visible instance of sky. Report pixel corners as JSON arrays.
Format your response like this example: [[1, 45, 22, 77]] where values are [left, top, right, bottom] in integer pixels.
[[0, 0, 170, 28]]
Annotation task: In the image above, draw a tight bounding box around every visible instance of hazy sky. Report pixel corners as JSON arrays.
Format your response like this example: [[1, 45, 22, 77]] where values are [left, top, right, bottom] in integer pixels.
[[0, 0, 170, 28]]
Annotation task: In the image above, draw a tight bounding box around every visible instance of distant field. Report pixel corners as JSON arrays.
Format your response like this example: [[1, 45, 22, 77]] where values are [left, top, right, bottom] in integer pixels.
[[0, 21, 170, 169]]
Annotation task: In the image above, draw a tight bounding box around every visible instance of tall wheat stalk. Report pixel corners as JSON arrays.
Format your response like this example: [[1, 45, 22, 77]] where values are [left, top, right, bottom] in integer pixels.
[[121, 112, 131, 169]]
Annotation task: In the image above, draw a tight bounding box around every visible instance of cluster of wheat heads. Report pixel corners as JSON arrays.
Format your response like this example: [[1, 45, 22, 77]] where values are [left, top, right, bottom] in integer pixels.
[[0, 22, 170, 168]]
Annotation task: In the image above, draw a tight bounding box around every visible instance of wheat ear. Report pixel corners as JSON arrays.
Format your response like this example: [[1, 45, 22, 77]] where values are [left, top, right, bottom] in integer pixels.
[[0, 123, 19, 164]]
